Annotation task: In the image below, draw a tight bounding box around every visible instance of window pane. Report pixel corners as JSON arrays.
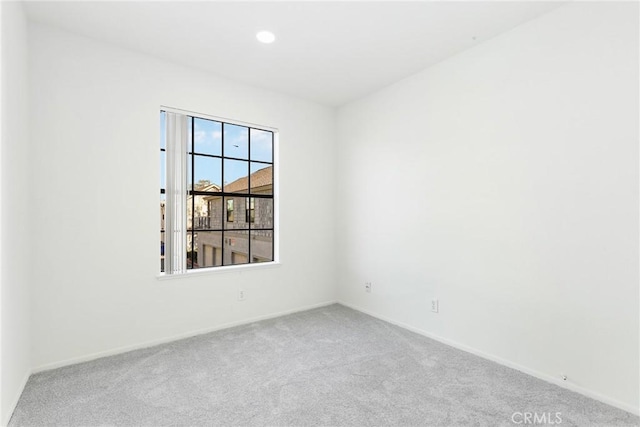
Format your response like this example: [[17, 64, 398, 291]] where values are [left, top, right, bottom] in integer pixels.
[[187, 154, 192, 191], [252, 197, 273, 229], [193, 155, 222, 191], [160, 231, 165, 272], [191, 195, 221, 230], [187, 232, 196, 269], [251, 230, 273, 263], [160, 193, 166, 229], [160, 150, 166, 190], [225, 198, 234, 223], [192, 231, 222, 268], [204, 197, 223, 230], [225, 196, 249, 230], [194, 118, 222, 156], [250, 163, 273, 195], [245, 198, 255, 224], [160, 179, 166, 272], [223, 159, 249, 193], [250, 129, 273, 163], [223, 230, 249, 266], [160, 111, 166, 149], [223, 123, 248, 160], [187, 116, 193, 152]]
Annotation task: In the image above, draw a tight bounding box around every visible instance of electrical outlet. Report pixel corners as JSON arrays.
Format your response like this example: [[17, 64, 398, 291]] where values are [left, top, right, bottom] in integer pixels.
[[431, 298, 439, 313], [238, 289, 246, 301], [365, 282, 372, 293]]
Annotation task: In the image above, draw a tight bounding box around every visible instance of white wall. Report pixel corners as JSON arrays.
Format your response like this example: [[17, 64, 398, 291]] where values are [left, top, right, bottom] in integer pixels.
[[337, 2, 639, 413], [1, 2, 31, 425], [28, 23, 337, 370]]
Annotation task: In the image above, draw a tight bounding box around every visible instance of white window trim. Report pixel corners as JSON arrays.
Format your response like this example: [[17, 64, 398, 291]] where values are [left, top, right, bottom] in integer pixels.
[[156, 261, 282, 280], [159, 105, 280, 277]]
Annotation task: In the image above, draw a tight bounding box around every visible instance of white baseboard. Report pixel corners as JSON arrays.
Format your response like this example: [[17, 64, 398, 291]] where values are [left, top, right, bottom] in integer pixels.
[[33, 300, 337, 374], [2, 370, 31, 427], [337, 300, 639, 417]]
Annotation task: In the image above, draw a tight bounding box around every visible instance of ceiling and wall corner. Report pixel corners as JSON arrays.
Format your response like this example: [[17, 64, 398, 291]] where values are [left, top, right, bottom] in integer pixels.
[[23, 1, 565, 107]]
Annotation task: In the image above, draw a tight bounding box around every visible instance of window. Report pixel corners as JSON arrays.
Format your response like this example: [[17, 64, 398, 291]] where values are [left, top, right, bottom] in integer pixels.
[[160, 110, 275, 274]]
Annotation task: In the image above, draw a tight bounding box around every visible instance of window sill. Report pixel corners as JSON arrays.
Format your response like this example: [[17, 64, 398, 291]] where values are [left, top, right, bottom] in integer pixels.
[[156, 261, 281, 281]]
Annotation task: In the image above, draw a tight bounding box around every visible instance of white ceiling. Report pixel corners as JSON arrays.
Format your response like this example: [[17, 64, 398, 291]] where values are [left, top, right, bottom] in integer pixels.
[[24, 1, 565, 107]]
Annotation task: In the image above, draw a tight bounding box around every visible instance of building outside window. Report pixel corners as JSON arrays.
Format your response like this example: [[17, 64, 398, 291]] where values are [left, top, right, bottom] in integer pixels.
[[160, 110, 275, 274]]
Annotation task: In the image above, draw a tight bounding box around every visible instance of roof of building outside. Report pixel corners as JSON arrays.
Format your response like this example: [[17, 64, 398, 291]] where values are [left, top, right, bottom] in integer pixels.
[[224, 165, 272, 193], [197, 183, 221, 192]]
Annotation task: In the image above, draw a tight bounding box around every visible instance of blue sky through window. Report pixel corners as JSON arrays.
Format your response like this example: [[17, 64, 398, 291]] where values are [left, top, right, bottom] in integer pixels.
[[224, 124, 248, 160], [194, 118, 221, 156], [250, 128, 273, 163]]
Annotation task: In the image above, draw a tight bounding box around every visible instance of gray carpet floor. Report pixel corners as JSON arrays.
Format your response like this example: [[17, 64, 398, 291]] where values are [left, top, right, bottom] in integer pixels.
[[9, 304, 639, 427]]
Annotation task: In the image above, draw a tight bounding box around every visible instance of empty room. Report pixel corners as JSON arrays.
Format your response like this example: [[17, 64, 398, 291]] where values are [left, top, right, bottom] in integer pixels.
[[1, 1, 638, 426]]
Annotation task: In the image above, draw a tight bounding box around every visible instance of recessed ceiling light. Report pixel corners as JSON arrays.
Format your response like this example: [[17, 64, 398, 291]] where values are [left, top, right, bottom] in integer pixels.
[[256, 31, 276, 44]]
